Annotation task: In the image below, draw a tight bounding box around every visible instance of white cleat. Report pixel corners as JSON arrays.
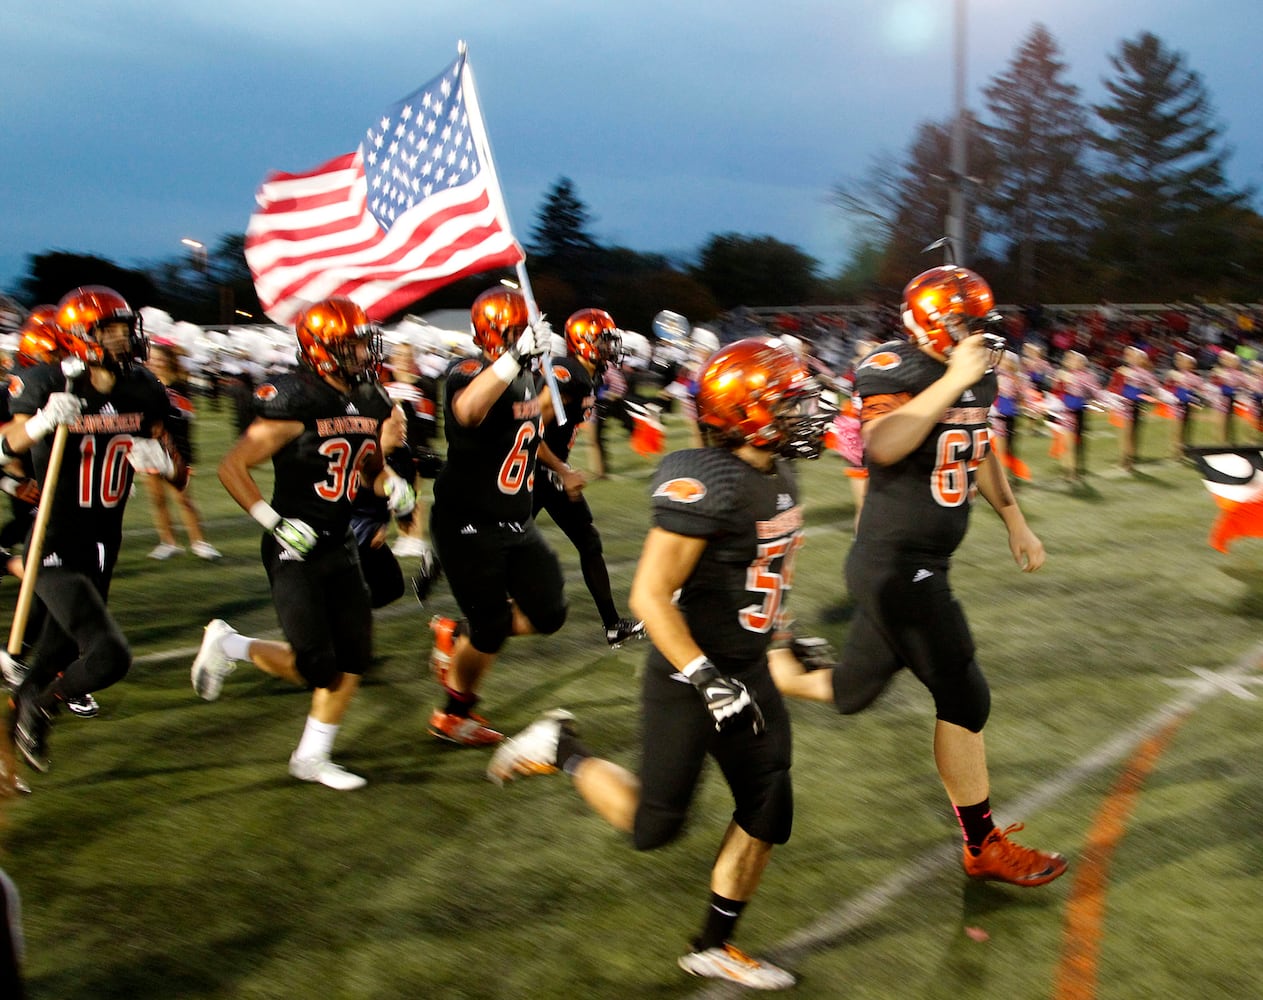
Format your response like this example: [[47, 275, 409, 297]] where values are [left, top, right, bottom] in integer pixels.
[[148, 542, 184, 560], [191, 541, 222, 560], [678, 944, 795, 991], [191, 619, 238, 701], [486, 709, 575, 786], [288, 754, 367, 791]]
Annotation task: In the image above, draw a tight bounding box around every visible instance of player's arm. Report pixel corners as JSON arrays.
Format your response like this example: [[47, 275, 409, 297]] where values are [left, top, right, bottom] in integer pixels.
[[975, 449, 1044, 572], [536, 439, 585, 500], [628, 527, 708, 668], [862, 334, 992, 466], [217, 418, 303, 513]]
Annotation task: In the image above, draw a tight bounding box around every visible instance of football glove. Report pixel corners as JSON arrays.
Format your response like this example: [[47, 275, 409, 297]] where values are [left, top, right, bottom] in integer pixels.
[[684, 658, 765, 734], [509, 318, 550, 363], [790, 635, 837, 672], [383, 473, 417, 517], [127, 437, 176, 478], [272, 518, 319, 560], [25, 392, 83, 441]]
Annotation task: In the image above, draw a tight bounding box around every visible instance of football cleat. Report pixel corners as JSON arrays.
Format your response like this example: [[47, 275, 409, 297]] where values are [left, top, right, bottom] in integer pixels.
[[0, 651, 29, 690], [288, 754, 367, 791], [65, 693, 100, 718], [963, 822, 1068, 887], [428, 708, 504, 747], [487, 709, 576, 786], [428, 615, 461, 687], [677, 943, 795, 991], [11, 692, 53, 773], [191, 619, 239, 701], [605, 618, 646, 648]]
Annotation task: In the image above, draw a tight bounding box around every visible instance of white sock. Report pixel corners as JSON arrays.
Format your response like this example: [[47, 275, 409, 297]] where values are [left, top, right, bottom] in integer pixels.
[[220, 631, 253, 662], [294, 716, 339, 761]]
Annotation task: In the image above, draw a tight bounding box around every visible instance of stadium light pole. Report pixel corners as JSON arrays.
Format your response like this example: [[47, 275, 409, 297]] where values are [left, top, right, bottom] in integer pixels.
[[181, 237, 207, 273], [946, 0, 968, 266]]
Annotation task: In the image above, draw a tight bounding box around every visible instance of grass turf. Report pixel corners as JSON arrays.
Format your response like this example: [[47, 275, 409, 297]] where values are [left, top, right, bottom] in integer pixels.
[[5, 399, 1263, 999]]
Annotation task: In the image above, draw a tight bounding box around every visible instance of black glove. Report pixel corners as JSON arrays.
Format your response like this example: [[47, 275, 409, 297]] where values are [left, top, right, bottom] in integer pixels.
[[790, 635, 837, 672], [684, 659, 764, 734]]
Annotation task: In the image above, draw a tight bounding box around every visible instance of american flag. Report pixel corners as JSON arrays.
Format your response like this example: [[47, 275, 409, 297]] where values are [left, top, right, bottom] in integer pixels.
[[245, 50, 524, 324]]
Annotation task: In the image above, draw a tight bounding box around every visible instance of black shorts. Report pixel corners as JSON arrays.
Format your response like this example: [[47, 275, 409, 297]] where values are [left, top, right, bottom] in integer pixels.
[[635, 653, 793, 847], [532, 471, 595, 539], [839, 543, 975, 700], [430, 508, 566, 652], [263, 532, 372, 685]]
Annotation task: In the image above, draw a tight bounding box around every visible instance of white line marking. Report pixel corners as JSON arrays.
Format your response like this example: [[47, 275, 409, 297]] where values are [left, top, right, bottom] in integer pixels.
[[692, 642, 1263, 997]]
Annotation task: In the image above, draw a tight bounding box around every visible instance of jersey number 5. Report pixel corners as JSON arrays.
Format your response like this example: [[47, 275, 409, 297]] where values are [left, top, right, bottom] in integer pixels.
[[738, 533, 803, 633]]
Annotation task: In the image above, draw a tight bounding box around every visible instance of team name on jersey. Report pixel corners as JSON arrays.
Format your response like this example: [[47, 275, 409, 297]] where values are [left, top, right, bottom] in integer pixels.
[[315, 415, 380, 436], [757, 504, 803, 540], [512, 398, 541, 419], [941, 406, 990, 425], [71, 412, 145, 433]]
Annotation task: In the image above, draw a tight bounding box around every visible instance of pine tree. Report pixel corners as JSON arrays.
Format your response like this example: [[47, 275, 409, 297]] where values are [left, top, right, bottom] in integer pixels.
[[529, 177, 601, 266], [1093, 31, 1250, 298], [980, 24, 1095, 300]]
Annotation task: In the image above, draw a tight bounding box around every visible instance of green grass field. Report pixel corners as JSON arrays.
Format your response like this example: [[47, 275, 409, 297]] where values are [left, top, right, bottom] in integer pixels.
[[5, 399, 1263, 999]]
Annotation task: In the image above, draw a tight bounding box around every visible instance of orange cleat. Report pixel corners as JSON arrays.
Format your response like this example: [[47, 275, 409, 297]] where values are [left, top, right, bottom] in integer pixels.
[[428, 708, 504, 747], [963, 822, 1068, 887]]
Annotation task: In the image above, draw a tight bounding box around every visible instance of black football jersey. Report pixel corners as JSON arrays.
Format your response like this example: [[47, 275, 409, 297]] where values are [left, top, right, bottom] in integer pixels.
[[853, 340, 998, 556], [383, 375, 438, 449], [537, 355, 595, 463], [433, 356, 542, 524], [252, 370, 392, 542], [8, 361, 170, 552], [650, 447, 803, 667]]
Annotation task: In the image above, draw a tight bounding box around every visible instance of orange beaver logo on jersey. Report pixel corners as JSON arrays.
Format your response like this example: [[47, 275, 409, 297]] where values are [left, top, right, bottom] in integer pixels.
[[552, 365, 571, 384], [7, 375, 24, 398], [254, 383, 278, 401], [858, 351, 902, 372], [653, 477, 707, 503]]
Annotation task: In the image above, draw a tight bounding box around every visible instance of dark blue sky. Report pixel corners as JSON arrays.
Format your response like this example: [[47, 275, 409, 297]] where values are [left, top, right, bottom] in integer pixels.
[[4, 0, 1259, 295]]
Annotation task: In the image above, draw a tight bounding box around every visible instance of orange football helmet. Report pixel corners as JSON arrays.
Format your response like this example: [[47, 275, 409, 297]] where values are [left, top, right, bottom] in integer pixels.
[[564, 308, 623, 372], [294, 297, 382, 383], [470, 287, 529, 359], [901, 265, 1002, 356], [55, 285, 146, 367], [696, 337, 830, 458], [17, 305, 64, 367]]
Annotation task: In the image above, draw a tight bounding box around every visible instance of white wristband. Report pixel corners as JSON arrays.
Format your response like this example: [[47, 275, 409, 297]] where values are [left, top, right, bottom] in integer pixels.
[[491, 350, 522, 383], [681, 654, 711, 679], [249, 500, 281, 532], [24, 411, 53, 442]]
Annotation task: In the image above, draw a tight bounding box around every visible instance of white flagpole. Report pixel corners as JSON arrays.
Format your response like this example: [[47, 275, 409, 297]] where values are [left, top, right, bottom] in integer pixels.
[[459, 41, 566, 426]]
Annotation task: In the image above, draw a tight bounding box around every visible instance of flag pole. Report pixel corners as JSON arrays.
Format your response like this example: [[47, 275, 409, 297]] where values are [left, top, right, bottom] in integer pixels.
[[458, 41, 566, 426]]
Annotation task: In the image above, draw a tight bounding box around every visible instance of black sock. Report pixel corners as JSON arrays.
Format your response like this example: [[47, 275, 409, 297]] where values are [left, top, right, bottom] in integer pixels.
[[695, 894, 747, 952], [556, 725, 591, 776], [443, 688, 477, 718], [954, 798, 996, 852]]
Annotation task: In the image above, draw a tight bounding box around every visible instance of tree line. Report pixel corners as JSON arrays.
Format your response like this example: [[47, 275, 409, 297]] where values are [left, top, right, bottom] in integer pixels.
[[8, 24, 1260, 335]]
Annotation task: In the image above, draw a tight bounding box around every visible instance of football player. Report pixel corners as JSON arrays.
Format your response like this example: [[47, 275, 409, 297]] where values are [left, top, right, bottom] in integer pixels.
[[768, 265, 1068, 887], [489, 337, 830, 990], [0, 307, 103, 720], [425, 286, 564, 746], [4, 286, 188, 772], [189, 297, 415, 791], [533, 308, 644, 647]]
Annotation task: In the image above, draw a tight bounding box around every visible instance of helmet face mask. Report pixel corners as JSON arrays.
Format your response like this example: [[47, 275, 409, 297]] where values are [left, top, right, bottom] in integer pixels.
[[901, 266, 1000, 357], [471, 287, 529, 359], [55, 286, 147, 370], [696, 337, 832, 459], [294, 297, 382, 384]]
